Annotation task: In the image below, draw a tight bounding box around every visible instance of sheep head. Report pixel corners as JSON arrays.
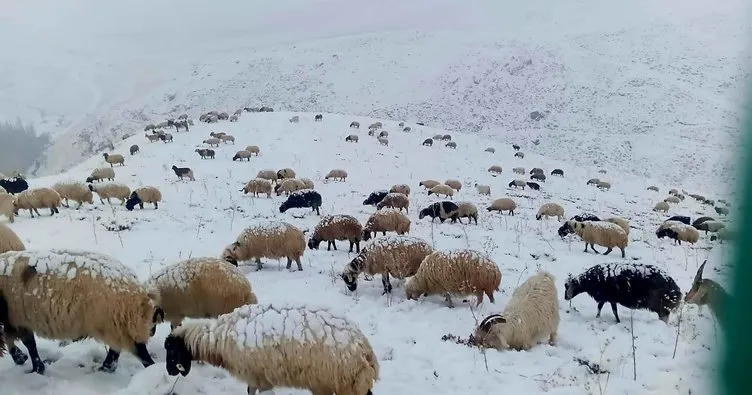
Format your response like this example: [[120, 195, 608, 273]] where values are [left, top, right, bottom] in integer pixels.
[[164, 335, 192, 377], [472, 314, 509, 350]]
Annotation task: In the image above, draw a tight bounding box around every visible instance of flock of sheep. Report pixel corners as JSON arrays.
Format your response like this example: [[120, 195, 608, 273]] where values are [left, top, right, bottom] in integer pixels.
[[0, 107, 732, 394]]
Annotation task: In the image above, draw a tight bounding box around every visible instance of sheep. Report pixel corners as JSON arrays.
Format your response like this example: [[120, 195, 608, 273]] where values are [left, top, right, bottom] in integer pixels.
[[86, 167, 116, 183], [368, 122, 382, 130], [145, 257, 257, 330], [598, 169, 607, 174], [551, 169, 564, 177], [289, 115, 300, 123], [419, 180, 440, 190], [512, 144, 520, 150], [536, 202, 564, 221], [345, 134, 359, 143], [256, 169, 278, 184], [88, 183, 131, 205], [450, 202, 479, 225], [376, 192, 409, 213], [102, 153, 125, 167], [485, 147, 495, 153], [418, 201, 459, 223], [125, 186, 162, 211], [486, 198, 516, 215], [428, 184, 454, 198], [276, 168, 296, 180], [306, 215, 363, 253], [159, 133, 174, 143], [474, 183, 490, 195], [692, 216, 715, 227], [342, 235, 432, 294], [405, 249, 501, 307], [313, 113, 323, 121], [221, 221, 305, 271], [378, 130, 388, 138], [349, 121, 360, 128], [472, 271, 559, 351], [220, 135, 236, 144], [203, 138, 221, 147], [669, 188, 679, 195], [530, 168, 544, 175], [209, 131, 226, 138], [403, 126, 412, 132], [508, 179, 526, 189], [0, 249, 161, 373], [684, 261, 727, 324], [488, 165, 503, 175], [274, 178, 307, 196], [362, 209, 411, 241], [557, 214, 601, 237], [586, 178, 600, 186], [325, 169, 348, 182], [229, 115, 238, 122], [664, 196, 680, 204], [244, 145, 260, 156], [377, 137, 389, 146], [531, 173, 546, 182], [0, 224, 24, 253], [514, 152, 525, 159], [389, 184, 411, 196], [195, 148, 215, 159], [241, 178, 273, 198], [0, 177, 28, 195], [512, 167, 525, 175], [566, 220, 628, 257], [715, 206, 729, 216], [13, 188, 61, 217], [144, 124, 156, 132], [445, 142, 457, 149], [279, 189, 322, 216], [666, 215, 690, 225], [444, 179, 462, 191], [422, 138, 433, 146], [0, 194, 15, 223], [653, 201, 670, 212], [362, 190, 389, 206], [647, 186, 659, 192], [526, 182, 540, 191], [441, 134, 452, 141], [171, 166, 195, 181], [259, 106, 274, 112], [564, 263, 681, 323], [163, 303, 379, 395], [693, 220, 725, 234], [130, 145, 139, 155], [656, 221, 700, 245], [232, 150, 253, 161], [51, 182, 93, 209]]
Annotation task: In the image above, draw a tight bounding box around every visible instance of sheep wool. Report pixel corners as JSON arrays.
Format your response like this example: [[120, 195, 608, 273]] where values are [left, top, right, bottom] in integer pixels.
[[604, 217, 630, 236], [487, 198, 516, 215], [656, 221, 700, 245], [87, 167, 116, 183], [444, 179, 462, 191], [473, 271, 559, 351], [164, 304, 379, 395], [474, 184, 490, 195], [362, 208, 411, 241], [536, 202, 564, 221], [653, 201, 670, 212], [275, 178, 306, 196], [300, 178, 314, 189], [389, 184, 411, 196], [0, 194, 14, 223], [428, 184, 454, 198], [222, 221, 305, 271], [256, 169, 278, 184], [307, 214, 363, 253], [568, 220, 628, 258], [242, 178, 273, 198], [145, 257, 257, 329], [376, 192, 410, 213], [14, 188, 61, 217], [451, 202, 479, 225], [325, 169, 347, 182], [89, 183, 131, 205], [52, 181, 94, 209], [0, 224, 24, 254], [405, 249, 501, 307]]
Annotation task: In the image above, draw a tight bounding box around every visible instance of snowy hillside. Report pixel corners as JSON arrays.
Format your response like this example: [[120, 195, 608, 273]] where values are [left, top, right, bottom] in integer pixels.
[[0, 0, 747, 190], [0, 111, 730, 395]]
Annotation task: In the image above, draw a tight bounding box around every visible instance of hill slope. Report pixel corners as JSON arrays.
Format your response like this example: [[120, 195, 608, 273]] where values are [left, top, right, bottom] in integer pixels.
[[0, 111, 728, 395]]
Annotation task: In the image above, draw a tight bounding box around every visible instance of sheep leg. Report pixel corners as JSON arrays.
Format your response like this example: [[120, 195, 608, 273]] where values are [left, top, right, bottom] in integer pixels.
[[314, 206, 320, 215], [99, 348, 120, 372], [139, 202, 144, 209], [9, 345, 28, 365], [18, 329, 45, 374], [381, 274, 393, 294], [548, 332, 557, 346], [255, 258, 263, 271], [444, 293, 455, 308], [620, 248, 625, 258], [153, 202, 158, 209], [293, 258, 303, 271], [76, 201, 83, 210], [589, 244, 600, 253], [610, 303, 621, 323], [475, 291, 485, 306], [133, 342, 155, 367], [596, 301, 605, 318], [351, 239, 359, 253], [485, 289, 495, 303], [62, 198, 70, 208], [602, 247, 613, 255]]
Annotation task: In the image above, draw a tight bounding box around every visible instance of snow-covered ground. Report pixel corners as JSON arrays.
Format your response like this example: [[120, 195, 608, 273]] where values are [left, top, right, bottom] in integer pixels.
[[0, 112, 729, 395], [0, 0, 747, 190]]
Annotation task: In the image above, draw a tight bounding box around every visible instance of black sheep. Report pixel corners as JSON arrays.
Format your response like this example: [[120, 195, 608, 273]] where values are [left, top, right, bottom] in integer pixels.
[[0, 177, 29, 195], [692, 216, 715, 228], [564, 263, 681, 323], [557, 214, 601, 238], [530, 168, 544, 175], [422, 139, 433, 146], [314, 114, 323, 121], [416, 122, 425, 126], [655, 227, 687, 245], [531, 173, 546, 182], [665, 215, 690, 225], [125, 192, 145, 211], [279, 190, 322, 215], [512, 144, 520, 151], [418, 201, 459, 223], [551, 169, 564, 176], [363, 190, 389, 206], [171, 165, 194, 181], [526, 182, 540, 191]]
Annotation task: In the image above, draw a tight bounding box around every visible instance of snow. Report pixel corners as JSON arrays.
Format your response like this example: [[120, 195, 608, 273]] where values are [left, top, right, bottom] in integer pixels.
[[586, 221, 627, 234], [0, 110, 732, 394], [0, 249, 137, 282], [146, 257, 240, 291], [366, 234, 428, 250], [240, 221, 295, 238], [438, 249, 494, 268], [288, 189, 316, 198]]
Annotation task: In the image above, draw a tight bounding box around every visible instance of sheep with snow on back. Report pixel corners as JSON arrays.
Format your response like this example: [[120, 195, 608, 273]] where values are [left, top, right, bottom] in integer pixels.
[[405, 249, 501, 307], [647, 186, 659, 192], [255, 169, 278, 184], [145, 257, 257, 330], [509, 179, 526, 189], [163, 303, 379, 395], [129, 145, 139, 155], [656, 221, 700, 245], [342, 235, 432, 294], [389, 184, 411, 196], [52, 182, 93, 209], [488, 165, 503, 175], [419, 179, 440, 190], [487, 198, 516, 215], [244, 145, 260, 156], [450, 202, 478, 224], [232, 150, 252, 161], [536, 202, 564, 221], [307, 215, 363, 253], [325, 169, 347, 182], [195, 148, 215, 159], [363, 190, 388, 206], [88, 183, 131, 205], [444, 179, 462, 191], [513, 167, 525, 175], [222, 221, 305, 271], [376, 192, 409, 213], [567, 220, 628, 257], [564, 263, 681, 323], [172, 166, 195, 181], [125, 187, 162, 211], [693, 220, 725, 234], [274, 178, 307, 196], [241, 178, 273, 198], [362, 209, 411, 241], [428, 184, 454, 198], [14, 188, 61, 218], [474, 184, 490, 195], [530, 168, 544, 175], [277, 168, 296, 180], [0, 194, 15, 223], [103, 153, 125, 167], [0, 249, 162, 374], [666, 215, 690, 225], [653, 201, 670, 212], [419, 201, 459, 223], [279, 189, 322, 216], [422, 138, 433, 146], [345, 134, 359, 143], [0, 224, 24, 254], [472, 271, 559, 351], [715, 206, 729, 216], [86, 167, 116, 183]]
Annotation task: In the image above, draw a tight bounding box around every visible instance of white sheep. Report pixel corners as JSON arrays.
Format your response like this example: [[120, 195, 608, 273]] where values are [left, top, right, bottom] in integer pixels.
[[86, 167, 116, 183], [377, 137, 389, 146], [444, 179, 462, 191], [485, 147, 495, 153], [163, 303, 379, 395], [275, 178, 307, 196], [277, 168, 297, 180], [653, 201, 670, 212], [14, 188, 61, 218], [428, 184, 454, 198], [289, 115, 300, 123], [222, 221, 305, 271], [376, 192, 409, 213], [419, 180, 440, 190], [362, 208, 411, 241], [345, 134, 359, 143], [474, 184, 490, 195], [203, 138, 221, 147], [244, 145, 261, 156], [220, 135, 236, 144], [0, 194, 15, 223], [536, 202, 564, 221], [451, 202, 479, 225], [604, 217, 630, 235], [52, 182, 93, 209], [325, 169, 348, 182], [509, 179, 527, 189], [256, 169, 278, 184], [596, 180, 611, 190], [472, 271, 559, 351], [656, 221, 700, 245], [647, 186, 659, 192], [488, 165, 503, 175], [389, 184, 411, 196], [102, 153, 125, 167], [306, 214, 363, 253], [241, 178, 273, 198], [0, 223, 24, 254], [126, 187, 162, 211], [664, 196, 681, 204], [567, 220, 628, 258], [300, 177, 314, 189], [487, 198, 516, 215], [88, 183, 131, 205], [232, 150, 253, 161], [513, 167, 525, 175]]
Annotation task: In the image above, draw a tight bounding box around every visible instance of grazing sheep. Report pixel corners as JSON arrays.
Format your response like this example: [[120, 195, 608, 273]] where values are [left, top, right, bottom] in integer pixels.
[[362, 190, 389, 206], [289, 115, 300, 123], [684, 261, 727, 324], [692, 216, 715, 227], [259, 106, 274, 112], [314, 114, 323, 121], [598, 169, 607, 174], [256, 169, 278, 184], [647, 186, 659, 192], [450, 202, 479, 225], [445, 142, 457, 149], [586, 178, 600, 186], [378, 131, 388, 138], [530, 168, 544, 175], [444, 179, 462, 192], [342, 235, 432, 294], [422, 139, 433, 146], [0, 249, 161, 373], [664, 196, 680, 204], [0, 224, 24, 253], [368, 122, 382, 130], [349, 121, 360, 128], [656, 221, 700, 245], [362, 209, 411, 241], [474, 184, 490, 196], [220, 135, 236, 144], [653, 201, 670, 212], [159, 133, 174, 143], [203, 138, 221, 147], [405, 249, 501, 307], [508, 179, 526, 189], [419, 180, 440, 190], [307, 215, 363, 253], [526, 182, 540, 190], [13, 188, 61, 218], [514, 152, 525, 159], [163, 304, 379, 395], [244, 146, 260, 156], [403, 127, 412, 132], [531, 173, 546, 182], [418, 201, 460, 223], [0, 194, 15, 223], [51, 182, 93, 209], [513, 167, 525, 175], [487, 198, 516, 215], [241, 178, 273, 198], [145, 257, 257, 330], [557, 214, 601, 238], [194, 148, 215, 159], [376, 192, 410, 214], [715, 206, 729, 216], [566, 220, 628, 258], [389, 184, 411, 196], [441, 134, 452, 141], [276, 168, 296, 180], [274, 178, 307, 196], [694, 220, 725, 234], [512, 144, 520, 151], [0, 177, 28, 195], [221, 221, 305, 270], [229, 115, 238, 122], [279, 189, 322, 216], [209, 131, 226, 138], [86, 167, 116, 183], [666, 215, 690, 225], [345, 134, 359, 143], [144, 124, 156, 132], [232, 150, 253, 161], [125, 187, 162, 211], [428, 184, 454, 198], [218, 112, 229, 120], [488, 165, 503, 175], [88, 183, 131, 205], [472, 271, 559, 351], [301, 178, 316, 189], [564, 263, 681, 323], [102, 153, 125, 167], [130, 145, 139, 155], [669, 188, 679, 196], [325, 169, 348, 182], [485, 147, 495, 153], [536, 202, 564, 221], [377, 137, 389, 146], [551, 169, 564, 177]]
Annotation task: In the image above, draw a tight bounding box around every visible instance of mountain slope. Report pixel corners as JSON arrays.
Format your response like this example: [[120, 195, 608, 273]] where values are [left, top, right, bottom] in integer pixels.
[[0, 111, 727, 395]]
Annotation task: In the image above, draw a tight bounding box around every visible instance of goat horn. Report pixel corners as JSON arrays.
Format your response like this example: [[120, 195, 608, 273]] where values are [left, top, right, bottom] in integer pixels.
[[479, 314, 504, 329], [694, 260, 708, 284]]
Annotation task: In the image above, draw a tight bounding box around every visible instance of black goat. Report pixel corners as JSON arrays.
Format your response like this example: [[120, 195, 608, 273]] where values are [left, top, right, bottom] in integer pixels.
[[512, 144, 520, 151], [0, 177, 29, 195], [564, 263, 681, 323], [530, 168, 544, 175], [526, 182, 540, 191], [363, 190, 389, 206], [691, 216, 715, 227], [171, 166, 195, 181], [279, 190, 321, 215], [418, 201, 458, 223], [665, 215, 690, 225], [557, 214, 601, 238]]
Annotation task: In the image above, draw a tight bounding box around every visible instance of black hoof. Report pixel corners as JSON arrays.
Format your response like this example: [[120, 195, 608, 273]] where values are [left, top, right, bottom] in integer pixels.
[[11, 348, 28, 365], [98, 363, 118, 373]]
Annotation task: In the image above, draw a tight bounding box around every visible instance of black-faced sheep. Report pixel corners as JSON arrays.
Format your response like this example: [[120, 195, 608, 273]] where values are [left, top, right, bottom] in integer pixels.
[[647, 186, 659, 192], [441, 134, 452, 141], [342, 235, 432, 294], [222, 221, 305, 270], [0, 177, 28, 195], [345, 134, 359, 143], [486, 198, 516, 215], [656, 221, 700, 245], [159, 133, 174, 143], [536, 202, 564, 221], [125, 187, 162, 211], [514, 152, 524, 158], [362, 209, 411, 241], [551, 169, 564, 177], [163, 304, 379, 395], [102, 153, 125, 167], [485, 147, 495, 153], [195, 148, 215, 159], [418, 201, 459, 223], [378, 130, 388, 138], [129, 145, 139, 155], [52, 182, 94, 209], [530, 168, 544, 175], [557, 214, 601, 238], [0, 224, 24, 254], [419, 179, 440, 190], [586, 178, 600, 186], [488, 165, 503, 175], [450, 202, 479, 225], [307, 215, 363, 253], [666, 215, 690, 225], [376, 192, 409, 213], [564, 263, 681, 323], [526, 182, 540, 190], [241, 178, 272, 198], [531, 173, 546, 182], [428, 184, 454, 198], [89, 183, 131, 205], [325, 169, 348, 182], [363, 190, 389, 206], [508, 179, 526, 189], [314, 114, 323, 121], [446, 142, 457, 149], [512, 144, 520, 150], [279, 189, 322, 216], [14, 188, 61, 217], [684, 261, 727, 324], [232, 150, 252, 161], [350, 121, 360, 128], [422, 139, 433, 146], [172, 166, 195, 181], [566, 220, 628, 257], [86, 167, 116, 183]]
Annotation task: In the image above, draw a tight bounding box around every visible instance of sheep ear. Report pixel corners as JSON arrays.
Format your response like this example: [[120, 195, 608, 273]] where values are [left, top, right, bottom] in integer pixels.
[[693, 261, 707, 284]]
